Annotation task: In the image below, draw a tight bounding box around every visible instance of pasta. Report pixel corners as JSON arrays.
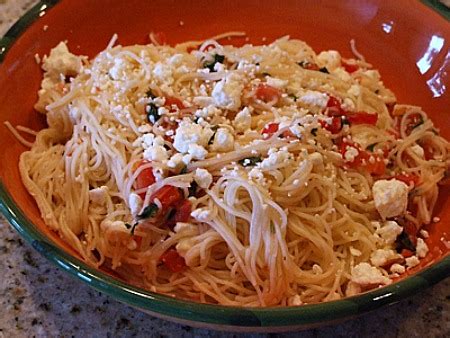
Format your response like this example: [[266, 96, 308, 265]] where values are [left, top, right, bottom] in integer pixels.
[[15, 33, 450, 307]]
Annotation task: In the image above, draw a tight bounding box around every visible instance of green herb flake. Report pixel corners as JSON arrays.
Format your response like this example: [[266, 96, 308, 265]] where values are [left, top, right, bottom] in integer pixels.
[[137, 203, 159, 220], [396, 231, 416, 252], [319, 67, 329, 74], [238, 156, 262, 167], [288, 93, 298, 101], [146, 89, 156, 99], [311, 128, 318, 137], [367, 143, 377, 152], [180, 166, 188, 174], [204, 54, 225, 72], [188, 181, 198, 197], [146, 103, 160, 123]]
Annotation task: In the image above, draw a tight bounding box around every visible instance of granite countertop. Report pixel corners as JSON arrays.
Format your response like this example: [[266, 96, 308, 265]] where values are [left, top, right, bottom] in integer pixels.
[[1, 1, 450, 337]]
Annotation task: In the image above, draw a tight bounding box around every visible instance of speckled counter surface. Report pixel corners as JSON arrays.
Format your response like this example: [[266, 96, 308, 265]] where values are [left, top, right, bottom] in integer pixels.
[[1, 1, 450, 337]]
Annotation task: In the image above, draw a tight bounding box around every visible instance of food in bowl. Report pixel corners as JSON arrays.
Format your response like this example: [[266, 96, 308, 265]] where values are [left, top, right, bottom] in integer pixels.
[[10, 32, 450, 307]]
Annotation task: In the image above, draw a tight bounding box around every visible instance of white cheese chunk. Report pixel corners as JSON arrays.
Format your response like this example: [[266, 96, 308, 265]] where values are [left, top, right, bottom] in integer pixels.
[[128, 193, 143, 216], [416, 238, 429, 258], [211, 73, 244, 111], [233, 107, 252, 132], [317, 50, 341, 71], [390, 263, 406, 274], [298, 90, 329, 108], [194, 168, 213, 189], [211, 128, 234, 152], [370, 249, 398, 267], [372, 179, 409, 219], [173, 119, 214, 154], [375, 220, 403, 245], [405, 256, 420, 268], [351, 262, 392, 285], [191, 208, 213, 222]]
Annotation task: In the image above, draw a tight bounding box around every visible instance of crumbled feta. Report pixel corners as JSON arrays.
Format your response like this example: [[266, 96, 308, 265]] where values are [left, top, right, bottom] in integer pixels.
[[188, 144, 208, 160], [375, 220, 403, 245], [211, 128, 234, 152], [344, 146, 359, 162], [266, 76, 288, 89], [410, 144, 425, 158], [317, 50, 341, 71], [153, 62, 173, 81], [351, 262, 392, 285], [347, 84, 361, 97], [195, 105, 222, 118], [312, 264, 323, 274], [420, 229, 429, 238], [194, 168, 213, 189], [390, 263, 406, 274], [233, 107, 252, 132], [167, 153, 184, 168], [191, 208, 213, 222], [211, 73, 244, 111], [333, 68, 352, 81], [298, 90, 329, 108], [370, 249, 398, 267], [89, 186, 109, 204], [288, 294, 303, 306], [173, 119, 214, 155], [259, 147, 292, 170], [372, 179, 409, 219], [405, 256, 420, 268], [128, 193, 143, 216], [416, 238, 429, 258], [143, 145, 169, 162]]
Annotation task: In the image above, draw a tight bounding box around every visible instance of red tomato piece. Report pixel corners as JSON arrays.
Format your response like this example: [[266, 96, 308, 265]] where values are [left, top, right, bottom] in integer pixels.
[[401, 249, 414, 258], [340, 141, 386, 175], [165, 96, 185, 111], [394, 174, 420, 186], [342, 60, 359, 73], [160, 249, 186, 272], [346, 112, 378, 125], [326, 96, 345, 116], [261, 122, 279, 139], [165, 199, 192, 228], [134, 160, 156, 199], [320, 116, 342, 134], [150, 185, 183, 210], [255, 84, 282, 103]]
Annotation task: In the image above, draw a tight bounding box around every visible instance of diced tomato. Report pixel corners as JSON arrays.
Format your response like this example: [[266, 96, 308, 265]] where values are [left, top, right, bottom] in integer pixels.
[[164, 96, 185, 111], [150, 185, 183, 210], [165, 199, 192, 228], [396, 113, 423, 136], [340, 141, 386, 175], [261, 122, 279, 138], [346, 112, 378, 125], [419, 139, 435, 160], [320, 116, 342, 134], [326, 96, 345, 116], [134, 160, 156, 199], [401, 249, 414, 258], [394, 174, 420, 186], [255, 84, 282, 103], [160, 249, 186, 272], [152, 31, 167, 45], [302, 62, 320, 71], [403, 220, 418, 246], [342, 60, 359, 73]]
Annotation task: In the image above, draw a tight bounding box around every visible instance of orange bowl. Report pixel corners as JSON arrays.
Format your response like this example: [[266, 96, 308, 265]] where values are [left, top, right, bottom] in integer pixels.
[[0, 0, 449, 331]]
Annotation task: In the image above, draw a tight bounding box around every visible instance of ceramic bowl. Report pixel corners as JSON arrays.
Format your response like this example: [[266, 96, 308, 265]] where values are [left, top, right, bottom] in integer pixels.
[[0, 0, 449, 331]]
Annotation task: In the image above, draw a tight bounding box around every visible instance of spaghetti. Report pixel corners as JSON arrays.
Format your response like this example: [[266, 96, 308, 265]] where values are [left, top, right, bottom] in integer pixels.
[[16, 34, 450, 306]]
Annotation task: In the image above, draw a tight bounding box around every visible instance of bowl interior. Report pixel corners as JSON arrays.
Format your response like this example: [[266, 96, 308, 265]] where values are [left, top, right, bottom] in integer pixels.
[[0, 0, 449, 329]]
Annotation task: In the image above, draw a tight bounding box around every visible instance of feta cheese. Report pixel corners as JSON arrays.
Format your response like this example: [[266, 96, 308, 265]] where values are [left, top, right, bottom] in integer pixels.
[[233, 107, 252, 132], [298, 90, 329, 108], [372, 179, 409, 219], [191, 208, 213, 222], [128, 193, 143, 216], [143, 145, 169, 162], [351, 262, 392, 285], [211, 128, 234, 152], [173, 119, 214, 154], [153, 62, 173, 81], [211, 73, 244, 111], [259, 147, 292, 170], [344, 146, 359, 162], [390, 263, 406, 274], [410, 144, 425, 158], [416, 238, 429, 258], [375, 220, 403, 245], [194, 168, 213, 189], [266, 76, 288, 89], [188, 144, 208, 160], [317, 50, 341, 71], [167, 153, 184, 168], [195, 105, 222, 119], [405, 256, 420, 268], [288, 294, 303, 306], [89, 186, 109, 204], [347, 84, 361, 97], [370, 249, 398, 267]]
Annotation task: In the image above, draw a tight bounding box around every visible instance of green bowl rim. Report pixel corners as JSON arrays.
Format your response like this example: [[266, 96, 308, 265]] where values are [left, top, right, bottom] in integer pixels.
[[0, 0, 449, 328]]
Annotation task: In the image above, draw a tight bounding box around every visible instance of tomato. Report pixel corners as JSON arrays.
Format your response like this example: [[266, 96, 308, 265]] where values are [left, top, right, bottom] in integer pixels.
[[403, 221, 418, 246], [160, 249, 186, 272], [346, 112, 378, 125], [340, 141, 386, 175], [164, 96, 185, 111], [150, 185, 183, 210], [320, 116, 342, 134], [255, 84, 282, 103], [326, 96, 344, 116], [261, 123, 279, 138], [165, 199, 192, 228], [302, 62, 320, 71], [134, 160, 156, 199], [394, 174, 420, 186], [400, 249, 414, 258], [342, 60, 359, 73]]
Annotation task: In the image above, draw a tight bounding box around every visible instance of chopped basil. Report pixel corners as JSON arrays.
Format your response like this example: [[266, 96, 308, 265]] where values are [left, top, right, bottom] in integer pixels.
[[374, 89, 380, 94], [238, 156, 262, 167], [367, 143, 377, 152], [288, 93, 298, 101], [311, 128, 318, 136], [188, 181, 198, 197], [396, 231, 416, 253], [137, 203, 159, 220], [297, 61, 308, 68], [125, 222, 139, 235], [204, 54, 225, 72], [341, 117, 350, 126], [208, 125, 219, 145], [146, 103, 160, 123], [179, 166, 188, 174], [319, 67, 329, 74]]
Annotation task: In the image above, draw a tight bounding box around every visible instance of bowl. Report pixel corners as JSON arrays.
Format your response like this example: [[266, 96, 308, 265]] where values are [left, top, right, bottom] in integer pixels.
[[0, 0, 449, 331]]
